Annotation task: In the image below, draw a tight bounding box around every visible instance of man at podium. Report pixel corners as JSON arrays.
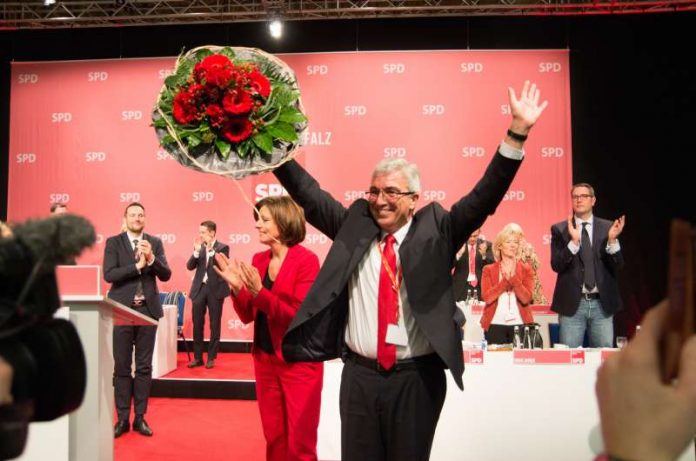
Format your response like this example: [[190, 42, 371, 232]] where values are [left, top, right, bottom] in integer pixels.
[[103, 202, 172, 438]]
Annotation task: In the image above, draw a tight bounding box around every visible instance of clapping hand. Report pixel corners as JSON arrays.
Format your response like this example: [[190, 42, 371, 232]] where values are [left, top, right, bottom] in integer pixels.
[[239, 262, 263, 297], [478, 240, 488, 257], [608, 215, 626, 244], [567, 215, 581, 244], [213, 253, 244, 295]]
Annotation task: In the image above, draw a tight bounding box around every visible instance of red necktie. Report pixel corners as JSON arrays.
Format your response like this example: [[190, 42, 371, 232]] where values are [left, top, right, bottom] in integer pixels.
[[468, 243, 478, 288], [377, 234, 398, 370]]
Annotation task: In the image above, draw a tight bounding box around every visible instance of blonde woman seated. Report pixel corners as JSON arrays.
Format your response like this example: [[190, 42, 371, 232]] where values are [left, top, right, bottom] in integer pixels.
[[480, 223, 535, 345]]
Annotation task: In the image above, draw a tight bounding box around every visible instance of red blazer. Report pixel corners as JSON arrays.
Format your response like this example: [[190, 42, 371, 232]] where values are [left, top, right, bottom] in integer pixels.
[[232, 244, 320, 362], [480, 260, 534, 331]]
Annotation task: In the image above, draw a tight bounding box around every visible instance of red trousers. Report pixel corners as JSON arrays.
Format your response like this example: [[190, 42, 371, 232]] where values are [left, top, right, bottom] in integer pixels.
[[254, 351, 324, 461]]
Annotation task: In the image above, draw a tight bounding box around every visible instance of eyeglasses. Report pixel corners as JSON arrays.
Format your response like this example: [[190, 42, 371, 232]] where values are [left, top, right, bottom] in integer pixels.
[[366, 187, 415, 203], [572, 194, 593, 201]]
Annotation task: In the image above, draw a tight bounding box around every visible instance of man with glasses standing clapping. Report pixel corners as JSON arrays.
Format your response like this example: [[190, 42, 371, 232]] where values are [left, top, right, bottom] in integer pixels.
[[273, 81, 548, 461], [550, 184, 625, 348]]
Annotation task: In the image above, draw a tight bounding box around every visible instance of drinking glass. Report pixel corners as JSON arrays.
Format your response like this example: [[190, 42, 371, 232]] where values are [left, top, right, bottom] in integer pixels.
[[616, 336, 628, 349]]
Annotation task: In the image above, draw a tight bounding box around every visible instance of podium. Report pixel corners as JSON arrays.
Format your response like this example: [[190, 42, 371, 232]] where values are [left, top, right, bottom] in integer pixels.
[[18, 266, 156, 461], [65, 295, 157, 461]]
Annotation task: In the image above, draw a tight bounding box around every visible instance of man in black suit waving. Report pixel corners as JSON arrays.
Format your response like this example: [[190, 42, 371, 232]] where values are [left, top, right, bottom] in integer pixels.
[[550, 184, 625, 347], [104, 202, 171, 437], [186, 220, 230, 369], [274, 81, 547, 461]]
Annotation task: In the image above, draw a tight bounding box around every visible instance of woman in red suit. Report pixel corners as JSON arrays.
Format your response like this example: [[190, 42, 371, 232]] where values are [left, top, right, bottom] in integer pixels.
[[215, 196, 323, 461], [480, 223, 535, 345]]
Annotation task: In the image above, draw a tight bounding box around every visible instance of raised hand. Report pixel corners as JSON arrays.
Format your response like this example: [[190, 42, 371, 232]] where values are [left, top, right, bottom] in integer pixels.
[[608, 215, 626, 243], [507, 80, 549, 135]]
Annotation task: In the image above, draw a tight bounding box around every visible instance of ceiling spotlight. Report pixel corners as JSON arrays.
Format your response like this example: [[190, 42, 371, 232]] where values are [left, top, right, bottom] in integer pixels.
[[44, 0, 56, 5], [268, 19, 283, 39]]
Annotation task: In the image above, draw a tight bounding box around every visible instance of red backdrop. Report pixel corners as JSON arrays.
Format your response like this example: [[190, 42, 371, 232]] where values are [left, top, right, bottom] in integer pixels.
[[8, 50, 571, 341]]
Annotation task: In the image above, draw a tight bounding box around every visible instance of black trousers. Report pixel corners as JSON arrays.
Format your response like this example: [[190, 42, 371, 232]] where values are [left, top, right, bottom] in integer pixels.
[[113, 306, 157, 421], [339, 353, 447, 461], [191, 283, 224, 360], [485, 323, 524, 345]]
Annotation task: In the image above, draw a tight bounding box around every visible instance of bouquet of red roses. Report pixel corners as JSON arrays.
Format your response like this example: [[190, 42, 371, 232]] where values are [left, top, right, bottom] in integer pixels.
[[153, 46, 307, 179]]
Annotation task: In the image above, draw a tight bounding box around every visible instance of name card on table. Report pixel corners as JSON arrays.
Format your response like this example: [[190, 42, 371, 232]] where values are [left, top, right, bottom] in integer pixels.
[[513, 349, 585, 365], [56, 265, 102, 297], [530, 304, 555, 315], [601, 350, 617, 362], [464, 350, 484, 364], [471, 303, 484, 315]]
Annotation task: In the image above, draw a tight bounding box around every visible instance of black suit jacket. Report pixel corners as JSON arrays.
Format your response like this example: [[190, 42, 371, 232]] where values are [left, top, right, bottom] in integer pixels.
[[550, 217, 624, 316], [274, 151, 522, 389], [186, 241, 230, 300], [452, 238, 494, 300], [103, 232, 172, 319]]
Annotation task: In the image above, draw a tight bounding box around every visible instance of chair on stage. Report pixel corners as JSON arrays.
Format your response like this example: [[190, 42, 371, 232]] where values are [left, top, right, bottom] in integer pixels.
[[160, 291, 191, 361]]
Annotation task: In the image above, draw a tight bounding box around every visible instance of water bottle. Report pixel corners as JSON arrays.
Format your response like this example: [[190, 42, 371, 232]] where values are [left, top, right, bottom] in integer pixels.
[[466, 289, 473, 307], [532, 324, 541, 349], [522, 325, 531, 349], [472, 289, 479, 304], [513, 325, 522, 349], [481, 337, 488, 351]]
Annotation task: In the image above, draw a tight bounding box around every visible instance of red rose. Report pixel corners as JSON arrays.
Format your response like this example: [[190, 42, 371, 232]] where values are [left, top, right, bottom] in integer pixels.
[[247, 71, 271, 98], [222, 89, 253, 115], [194, 54, 235, 88], [205, 104, 225, 128], [172, 90, 198, 125], [221, 117, 253, 143]]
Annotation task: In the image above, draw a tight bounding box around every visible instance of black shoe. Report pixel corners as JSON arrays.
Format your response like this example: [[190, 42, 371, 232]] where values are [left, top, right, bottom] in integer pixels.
[[132, 417, 153, 436], [114, 419, 130, 438], [205, 358, 215, 369], [187, 359, 204, 368]]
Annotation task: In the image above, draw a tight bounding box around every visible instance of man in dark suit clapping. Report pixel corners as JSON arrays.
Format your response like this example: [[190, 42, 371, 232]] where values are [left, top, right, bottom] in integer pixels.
[[452, 228, 494, 301], [186, 220, 230, 369], [550, 184, 625, 348], [104, 202, 171, 437]]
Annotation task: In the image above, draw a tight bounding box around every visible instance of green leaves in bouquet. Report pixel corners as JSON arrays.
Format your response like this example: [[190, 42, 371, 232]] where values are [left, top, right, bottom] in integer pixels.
[[157, 47, 306, 163], [215, 138, 231, 159]]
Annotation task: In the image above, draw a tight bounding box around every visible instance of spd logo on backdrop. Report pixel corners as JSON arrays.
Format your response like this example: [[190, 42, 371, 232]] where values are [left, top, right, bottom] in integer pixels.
[[16, 153, 36, 164], [383, 63, 405, 74], [384, 147, 407, 159], [87, 71, 108, 82], [306, 64, 328, 75], [17, 74, 39, 84]]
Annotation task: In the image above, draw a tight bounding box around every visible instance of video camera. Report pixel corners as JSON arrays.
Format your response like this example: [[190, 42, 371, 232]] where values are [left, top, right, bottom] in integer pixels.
[[0, 214, 95, 459]]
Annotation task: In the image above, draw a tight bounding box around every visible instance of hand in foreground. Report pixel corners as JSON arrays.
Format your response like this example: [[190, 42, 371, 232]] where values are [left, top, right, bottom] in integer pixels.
[[213, 253, 244, 295], [507, 80, 549, 135], [607, 215, 626, 243], [0, 356, 13, 405], [595, 300, 696, 461]]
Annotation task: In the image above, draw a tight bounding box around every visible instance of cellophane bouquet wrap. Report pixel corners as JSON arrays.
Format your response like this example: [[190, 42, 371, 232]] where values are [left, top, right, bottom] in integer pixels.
[[153, 46, 307, 179]]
